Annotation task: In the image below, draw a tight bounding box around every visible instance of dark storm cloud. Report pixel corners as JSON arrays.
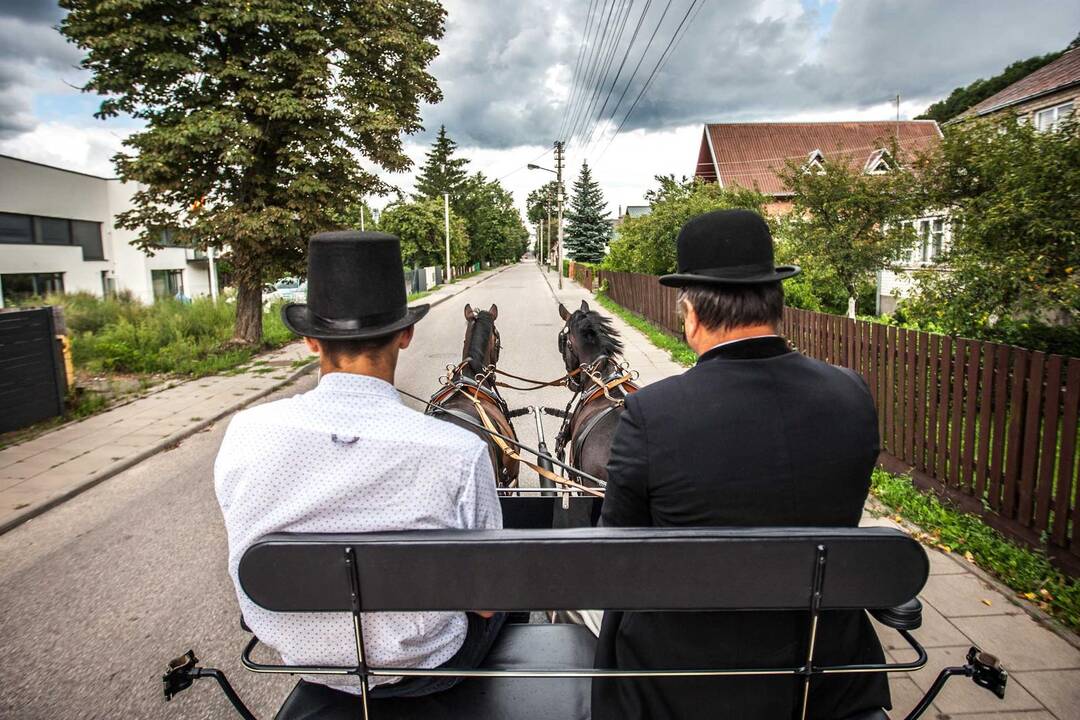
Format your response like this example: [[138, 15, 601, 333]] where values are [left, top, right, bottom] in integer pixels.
[[422, 0, 1080, 148], [0, 3, 83, 139], [1, 0, 64, 23]]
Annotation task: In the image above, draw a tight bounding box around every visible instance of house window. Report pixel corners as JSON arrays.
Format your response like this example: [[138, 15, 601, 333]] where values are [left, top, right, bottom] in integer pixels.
[[72, 220, 104, 260], [159, 228, 182, 247], [152, 269, 184, 300], [916, 218, 946, 263], [101, 271, 116, 297], [1, 273, 65, 304], [35, 217, 72, 245], [1034, 102, 1073, 132], [0, 213, 33, 244]]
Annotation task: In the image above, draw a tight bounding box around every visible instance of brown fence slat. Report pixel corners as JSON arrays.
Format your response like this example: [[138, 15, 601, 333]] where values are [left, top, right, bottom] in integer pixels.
[[935, 336, 952, 480], [1057, 358, 1079, 550], [1003, 349, 1029, 517], [905, 329, 918, 465], [949, 339, 967, 488], [895, 329, 908, 463], [1035, 355, 1062, 532], [926, 334, 941, 477], [884, 326, 896, 455], [961, 341, 981, 494], [913, 331, 929, 473], [974, 341, 995, 500], [988, 345, 1011, 511], [1018, 352, 1046, 526]]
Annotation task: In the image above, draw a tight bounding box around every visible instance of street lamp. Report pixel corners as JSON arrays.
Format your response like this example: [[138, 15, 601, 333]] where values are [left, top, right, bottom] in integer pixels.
[[527, 148, 564, 289]]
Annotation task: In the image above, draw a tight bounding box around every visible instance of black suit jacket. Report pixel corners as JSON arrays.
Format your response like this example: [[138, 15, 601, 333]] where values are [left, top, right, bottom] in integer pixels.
[[593, 337, 889, 720]]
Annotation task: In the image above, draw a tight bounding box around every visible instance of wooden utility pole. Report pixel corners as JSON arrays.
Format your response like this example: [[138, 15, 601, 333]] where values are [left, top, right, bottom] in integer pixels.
[[554, 140, 564, 289]]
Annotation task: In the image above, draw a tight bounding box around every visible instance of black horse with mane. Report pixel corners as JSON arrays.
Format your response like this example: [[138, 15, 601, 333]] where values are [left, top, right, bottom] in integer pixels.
[[427, 304, 520, 487], [556, 300, 637, 487]]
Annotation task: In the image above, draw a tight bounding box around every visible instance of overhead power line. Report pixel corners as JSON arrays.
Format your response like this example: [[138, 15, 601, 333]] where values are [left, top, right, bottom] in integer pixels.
[[558, 0, 601, 142], [573, 0, 636, 149], [565, 0, 622, 148], [596, 0, 705, 162]]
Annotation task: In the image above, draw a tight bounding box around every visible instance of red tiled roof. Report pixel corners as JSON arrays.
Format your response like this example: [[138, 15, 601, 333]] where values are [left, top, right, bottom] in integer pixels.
[[962, 47, 1080, 119], [697, 121, 943, 196]]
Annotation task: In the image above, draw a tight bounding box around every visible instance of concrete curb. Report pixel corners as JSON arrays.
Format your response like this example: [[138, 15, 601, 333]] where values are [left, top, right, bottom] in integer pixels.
[[0, 264, 511, 536], [0, 360, 319, 536]]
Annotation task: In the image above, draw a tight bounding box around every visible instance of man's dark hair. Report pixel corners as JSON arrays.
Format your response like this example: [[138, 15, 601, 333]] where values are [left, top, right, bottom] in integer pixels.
[[677, 282, 785, 332], [316, 333, 399, 366]]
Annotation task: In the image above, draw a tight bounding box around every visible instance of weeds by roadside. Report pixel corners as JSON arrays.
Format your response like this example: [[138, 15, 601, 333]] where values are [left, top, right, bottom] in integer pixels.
[[871, 468, 1079, 632]]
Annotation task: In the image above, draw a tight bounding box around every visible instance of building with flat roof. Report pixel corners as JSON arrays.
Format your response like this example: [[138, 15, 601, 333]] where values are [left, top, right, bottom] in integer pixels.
[[0, 154, 214, 307]]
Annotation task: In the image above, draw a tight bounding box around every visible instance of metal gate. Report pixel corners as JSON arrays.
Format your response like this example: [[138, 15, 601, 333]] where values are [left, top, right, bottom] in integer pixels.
[[0, 308, 67, 433]]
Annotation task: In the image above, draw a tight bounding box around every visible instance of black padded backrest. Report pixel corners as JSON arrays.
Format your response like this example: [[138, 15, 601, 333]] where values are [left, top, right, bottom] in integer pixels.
[[239, 527, 928, 613]]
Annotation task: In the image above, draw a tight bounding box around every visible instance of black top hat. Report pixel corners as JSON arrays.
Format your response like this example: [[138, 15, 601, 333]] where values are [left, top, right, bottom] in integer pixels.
[[659, 209, 800, 287], [281, 231, 429, 340]]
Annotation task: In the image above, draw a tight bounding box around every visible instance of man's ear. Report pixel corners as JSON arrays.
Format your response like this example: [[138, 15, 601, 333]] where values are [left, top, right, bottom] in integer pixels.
[[681, 299, 699, 345], [304, 336, 321, 354], [558, 303, 570, 321], [580, 299, 589, 313], [488, 303, 498, 320], [464, 304, 475, 321], [398, 325, 415, 350]]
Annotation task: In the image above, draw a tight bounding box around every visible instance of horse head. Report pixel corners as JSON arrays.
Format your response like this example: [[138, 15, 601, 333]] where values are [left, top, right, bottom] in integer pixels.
[[558, 300, 623, 380], [462, 303, 501, 376]]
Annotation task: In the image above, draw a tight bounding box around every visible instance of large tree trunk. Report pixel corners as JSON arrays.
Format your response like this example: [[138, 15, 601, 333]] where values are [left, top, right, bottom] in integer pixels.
[[234, 276, 264, 345]]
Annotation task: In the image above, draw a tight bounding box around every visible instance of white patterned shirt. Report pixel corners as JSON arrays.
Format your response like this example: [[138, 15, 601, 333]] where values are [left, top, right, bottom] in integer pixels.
[[214, 371, 501, 692]]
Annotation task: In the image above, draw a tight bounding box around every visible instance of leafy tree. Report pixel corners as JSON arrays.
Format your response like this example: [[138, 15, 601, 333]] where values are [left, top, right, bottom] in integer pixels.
[[456, 173, 529, 264], [898, 116, 1079, 355], [917, 48, 1067, 124], [526, 180, 562, 260], [414, 125, 470, 200], [564, 161, 611, 263], [777, 147, 924, 317], [604, 176, 770, 275], [379, 198, 469, 269], [60, 0, 445, 344]]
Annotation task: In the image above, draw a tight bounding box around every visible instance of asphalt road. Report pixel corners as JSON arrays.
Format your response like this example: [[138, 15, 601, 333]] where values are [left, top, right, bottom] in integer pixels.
[[0, 262, 575, 719]]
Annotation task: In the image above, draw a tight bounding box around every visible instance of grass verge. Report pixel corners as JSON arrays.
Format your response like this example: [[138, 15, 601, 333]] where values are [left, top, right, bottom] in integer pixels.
[[593, 291, 696, 367], [871, 468, 1080, 632]]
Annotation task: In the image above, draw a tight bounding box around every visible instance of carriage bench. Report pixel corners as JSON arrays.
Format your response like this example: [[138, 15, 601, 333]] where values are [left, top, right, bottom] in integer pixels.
[[164, 523, 1006, 720]]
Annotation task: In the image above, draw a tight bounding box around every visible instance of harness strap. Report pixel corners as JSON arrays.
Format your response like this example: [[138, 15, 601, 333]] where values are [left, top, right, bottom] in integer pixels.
[[463, 388, 604, 498], [570, 405, 619, 467], [491, 367, 582, 391]]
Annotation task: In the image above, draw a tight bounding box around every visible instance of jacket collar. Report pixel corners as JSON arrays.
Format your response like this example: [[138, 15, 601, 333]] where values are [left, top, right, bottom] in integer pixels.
[[697, 336, 792, 364]]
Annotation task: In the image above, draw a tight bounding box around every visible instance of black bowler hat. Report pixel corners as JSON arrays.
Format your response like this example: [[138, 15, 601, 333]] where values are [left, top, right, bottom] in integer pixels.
[[281, 231, 428, 340], [659, 209, 800, 287]]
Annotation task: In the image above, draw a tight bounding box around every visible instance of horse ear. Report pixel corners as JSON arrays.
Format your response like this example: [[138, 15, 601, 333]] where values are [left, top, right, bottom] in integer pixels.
[[488, 304, 498, 320], [558, 303, 570, 321], [464, 304, 475, 321], [580, 300, 590, 313]]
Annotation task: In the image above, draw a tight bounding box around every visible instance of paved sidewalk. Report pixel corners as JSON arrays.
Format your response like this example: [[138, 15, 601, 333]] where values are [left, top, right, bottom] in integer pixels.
[[550, 265, 1080, 719], [0, 264, 509, 535]]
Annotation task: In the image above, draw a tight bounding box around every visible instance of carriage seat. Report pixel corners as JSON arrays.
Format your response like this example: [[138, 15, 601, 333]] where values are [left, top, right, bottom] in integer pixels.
[[274, 624, 594, 720]]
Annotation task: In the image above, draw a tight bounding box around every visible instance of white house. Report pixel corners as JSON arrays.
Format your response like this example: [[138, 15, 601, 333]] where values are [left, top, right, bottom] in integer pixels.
[[0, 154, 215, 307]]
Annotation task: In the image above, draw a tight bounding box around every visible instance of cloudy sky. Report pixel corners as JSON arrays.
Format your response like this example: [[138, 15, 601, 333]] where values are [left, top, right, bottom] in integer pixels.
[[1, 0, 1078, 218]]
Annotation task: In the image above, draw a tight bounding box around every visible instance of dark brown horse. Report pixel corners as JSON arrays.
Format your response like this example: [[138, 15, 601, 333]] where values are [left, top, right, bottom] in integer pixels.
[[427, 304, 520, 487], [556, 300, 637, 487]]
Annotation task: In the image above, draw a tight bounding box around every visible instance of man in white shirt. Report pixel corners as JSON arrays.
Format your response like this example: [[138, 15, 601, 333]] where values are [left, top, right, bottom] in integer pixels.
[[215, 231, 503, 699]]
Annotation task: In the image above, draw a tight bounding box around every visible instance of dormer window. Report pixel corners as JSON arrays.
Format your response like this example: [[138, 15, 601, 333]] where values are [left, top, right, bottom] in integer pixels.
[[864, 148, 894, 174], [804, 149, 825, 173]]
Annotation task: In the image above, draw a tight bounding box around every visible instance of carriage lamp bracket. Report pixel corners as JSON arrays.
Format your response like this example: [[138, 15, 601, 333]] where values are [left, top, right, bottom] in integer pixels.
[[163, 650, 258, 720]]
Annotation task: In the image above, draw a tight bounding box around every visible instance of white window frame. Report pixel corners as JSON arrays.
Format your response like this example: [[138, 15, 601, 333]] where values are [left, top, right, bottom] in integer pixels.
[[1034, 101, 1074, 132]]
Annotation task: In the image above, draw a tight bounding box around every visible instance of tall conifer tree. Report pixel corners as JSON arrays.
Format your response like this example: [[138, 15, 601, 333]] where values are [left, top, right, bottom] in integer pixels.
[[564, 161, 611, 263], [414, 125, 469, 199]]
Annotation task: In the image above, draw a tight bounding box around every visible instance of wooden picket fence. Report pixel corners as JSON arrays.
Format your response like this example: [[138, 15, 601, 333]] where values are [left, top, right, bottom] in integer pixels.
[[577, 266, 1080, 573]]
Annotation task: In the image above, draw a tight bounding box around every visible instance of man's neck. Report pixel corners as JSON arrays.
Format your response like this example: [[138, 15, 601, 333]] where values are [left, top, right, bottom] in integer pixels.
[[319, 358, 397, 385], [692, 324, 777, 357]]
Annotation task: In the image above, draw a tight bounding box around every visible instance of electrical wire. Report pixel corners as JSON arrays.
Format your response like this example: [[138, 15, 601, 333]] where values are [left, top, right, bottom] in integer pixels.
[[573, 0, 637, 149]]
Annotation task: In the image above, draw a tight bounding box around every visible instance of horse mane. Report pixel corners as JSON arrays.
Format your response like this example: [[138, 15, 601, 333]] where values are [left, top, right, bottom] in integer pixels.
[[466, 311, 496, 371], [571, 310, 624, 357]]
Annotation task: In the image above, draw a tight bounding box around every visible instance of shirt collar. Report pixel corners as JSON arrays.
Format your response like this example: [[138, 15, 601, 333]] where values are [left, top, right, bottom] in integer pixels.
[[697, 335, 791, 364], [703, 334, 779, 355], [315, 371, 401, 402]]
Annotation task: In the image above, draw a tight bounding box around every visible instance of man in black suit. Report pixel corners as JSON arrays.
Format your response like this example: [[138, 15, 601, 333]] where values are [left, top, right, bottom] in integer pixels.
[[593, 209, 889, 720]]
